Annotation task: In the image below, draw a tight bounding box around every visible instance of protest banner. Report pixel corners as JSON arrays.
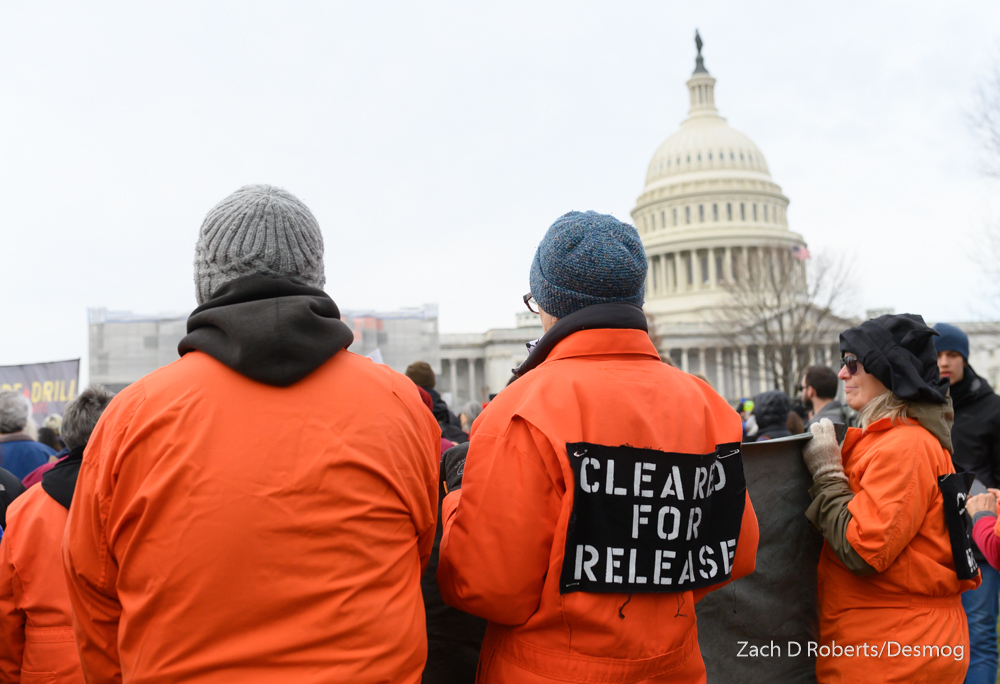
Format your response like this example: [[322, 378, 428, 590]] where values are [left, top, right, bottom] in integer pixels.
[[0, 359, 81, 425]]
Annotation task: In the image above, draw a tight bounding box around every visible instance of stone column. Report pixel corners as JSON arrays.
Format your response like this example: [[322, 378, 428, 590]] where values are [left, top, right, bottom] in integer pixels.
[[723, 247, 733, 284], [468, 359, 477, 403], [708, 249, 718, 289], [681, 348, 689, 373], [758, 347, 767, 391], [739, 347, 750, 397], [449, 358, 458, 403]]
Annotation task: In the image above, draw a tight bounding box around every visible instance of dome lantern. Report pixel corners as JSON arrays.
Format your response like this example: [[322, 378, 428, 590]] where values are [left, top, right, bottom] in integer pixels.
[[687, 31, 718, 118]]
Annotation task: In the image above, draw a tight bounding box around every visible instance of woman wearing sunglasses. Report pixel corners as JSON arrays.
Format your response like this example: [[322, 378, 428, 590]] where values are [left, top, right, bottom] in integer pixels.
[[802, 314, 980, 683]]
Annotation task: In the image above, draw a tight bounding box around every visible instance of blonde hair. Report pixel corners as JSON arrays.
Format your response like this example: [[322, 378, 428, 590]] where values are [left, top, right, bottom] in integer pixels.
[[859, 390, 911, 429]]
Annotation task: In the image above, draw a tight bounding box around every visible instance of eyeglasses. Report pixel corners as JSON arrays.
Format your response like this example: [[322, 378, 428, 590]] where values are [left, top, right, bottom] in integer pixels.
[[523, 292, 539, 314], [841, 353, 859, 376]]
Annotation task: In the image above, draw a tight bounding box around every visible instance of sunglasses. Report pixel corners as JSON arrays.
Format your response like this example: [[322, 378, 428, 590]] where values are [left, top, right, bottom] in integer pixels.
[[841, 353, 859, 376]]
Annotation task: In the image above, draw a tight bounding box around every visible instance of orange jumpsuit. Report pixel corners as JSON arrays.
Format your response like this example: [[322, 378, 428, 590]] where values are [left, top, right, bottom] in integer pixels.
[[62, 349, 440, 684], [816, 417, 980, 683], [437, 328, 759, 683], [0, 485, 84, 683]]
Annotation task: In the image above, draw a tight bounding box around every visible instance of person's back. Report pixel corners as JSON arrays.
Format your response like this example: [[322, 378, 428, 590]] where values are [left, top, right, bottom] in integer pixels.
[[752, 390, 791, 441], [437, 211, 758, 683], [0, 391, 57, 480], [63, 186, 440, 684], [0, 386, 115, 684]]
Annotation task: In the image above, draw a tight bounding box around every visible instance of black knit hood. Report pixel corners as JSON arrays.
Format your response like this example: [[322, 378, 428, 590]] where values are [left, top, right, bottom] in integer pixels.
[[178, 274, 354, 387]]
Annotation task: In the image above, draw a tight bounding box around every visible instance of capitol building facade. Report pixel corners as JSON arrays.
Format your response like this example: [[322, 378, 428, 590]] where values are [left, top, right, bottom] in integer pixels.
[[441, 43, 837, 405], [86, 42, 1000, 409]]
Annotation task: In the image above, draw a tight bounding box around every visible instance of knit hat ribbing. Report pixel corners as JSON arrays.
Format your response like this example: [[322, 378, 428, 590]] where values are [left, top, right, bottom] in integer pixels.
[[194, 185, 325, 305], [529, 211, 646, 319], [932, 322, 970, 361]]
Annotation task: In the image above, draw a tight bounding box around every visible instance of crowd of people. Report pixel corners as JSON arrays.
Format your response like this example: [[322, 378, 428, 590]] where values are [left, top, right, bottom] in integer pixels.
[[0, 184, 998, 683]]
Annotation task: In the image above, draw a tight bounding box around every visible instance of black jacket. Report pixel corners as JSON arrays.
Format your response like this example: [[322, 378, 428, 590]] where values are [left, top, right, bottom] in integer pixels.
[[427, 388, 469, 444], [950, 367, 1000, 489], [753, 390, 792, 441], [421, 481, 486, 683], [0, 466, 25, 530]]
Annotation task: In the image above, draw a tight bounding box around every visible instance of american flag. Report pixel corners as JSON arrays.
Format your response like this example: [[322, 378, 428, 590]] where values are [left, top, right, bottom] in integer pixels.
[[791, 245, 811, 260]]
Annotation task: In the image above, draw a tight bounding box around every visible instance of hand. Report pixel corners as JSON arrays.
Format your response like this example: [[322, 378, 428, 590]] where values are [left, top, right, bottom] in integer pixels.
[[967, 492, 998, 518], [802, 419, 847, 482], [441, 442, 469, 493], [988, 488, 1000, 501]]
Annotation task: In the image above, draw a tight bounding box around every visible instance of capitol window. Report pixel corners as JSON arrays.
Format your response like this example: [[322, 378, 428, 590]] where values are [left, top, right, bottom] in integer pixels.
[[763, 205, 768, 221], [713, 204, 719, 221], [730, 151, 734, 160], [753, 204, 758, 221], [740, 152, 744, 161], [698, 154, 702, 162], [661, 211, 666, 229], [700, 253, 709, 284], [727, 203, 733, 220], [708, 152, 713, 161], [687, 155, 691, 163], [699, 205, 705, 222], [673, 208, 678, 226], [685, 254, 693, 286], [685, 206, 691, 224], [740, 203, 746, 221]]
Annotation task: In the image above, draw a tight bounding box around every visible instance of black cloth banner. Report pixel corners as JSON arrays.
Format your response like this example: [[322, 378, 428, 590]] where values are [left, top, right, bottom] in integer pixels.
[[560, 441, 746, 594], [939, 472, 979, 581]]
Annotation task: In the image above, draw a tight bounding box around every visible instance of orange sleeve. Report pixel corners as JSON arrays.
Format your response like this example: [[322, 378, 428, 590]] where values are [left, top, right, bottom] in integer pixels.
[[0, 522, 26, 681], [693, 490, 759, 602], [437, 420, 562, 625], [62, 390, 143, 684], [846, 439, 935, 573], [391, 373, 442, 575]]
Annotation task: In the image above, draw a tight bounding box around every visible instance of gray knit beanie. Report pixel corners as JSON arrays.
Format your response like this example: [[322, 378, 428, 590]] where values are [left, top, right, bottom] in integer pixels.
[[194, 185, 326, 304], [529, 211, 646, 319]]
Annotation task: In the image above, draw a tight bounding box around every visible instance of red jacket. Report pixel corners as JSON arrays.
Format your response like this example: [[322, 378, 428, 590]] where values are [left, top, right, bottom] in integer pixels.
[[0, 484, 83, 683], [62, 350, 440, 684], [437, 328, 758, 683]]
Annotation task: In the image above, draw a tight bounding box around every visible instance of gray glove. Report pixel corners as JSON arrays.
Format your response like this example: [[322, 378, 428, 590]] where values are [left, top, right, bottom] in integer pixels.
[[803, 418, 847, 482]]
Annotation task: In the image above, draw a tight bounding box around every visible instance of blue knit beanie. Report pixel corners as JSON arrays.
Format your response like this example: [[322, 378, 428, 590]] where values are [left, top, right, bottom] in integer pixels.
[[529, 211, 646, 319], [933, 322, 969, 360]]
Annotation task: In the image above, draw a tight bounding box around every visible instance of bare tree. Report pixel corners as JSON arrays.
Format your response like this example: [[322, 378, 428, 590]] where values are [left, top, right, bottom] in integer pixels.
[[971, 59, 1000, 178], [711, 244, 857, 396], [969, 58, 1000, 306]]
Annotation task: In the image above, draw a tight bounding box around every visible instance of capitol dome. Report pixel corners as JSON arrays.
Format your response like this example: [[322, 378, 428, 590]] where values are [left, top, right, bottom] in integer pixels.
[[632, 40, 806, 324]]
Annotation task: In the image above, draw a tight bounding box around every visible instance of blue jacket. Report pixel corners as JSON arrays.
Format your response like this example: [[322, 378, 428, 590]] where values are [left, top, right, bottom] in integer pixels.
[[0, 435, 56, 481]]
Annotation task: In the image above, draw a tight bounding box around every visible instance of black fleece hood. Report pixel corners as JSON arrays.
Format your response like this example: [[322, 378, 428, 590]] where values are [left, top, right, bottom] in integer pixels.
[[514, 301, 648, 377], [41, 446, 84, 510], [839, 313, 948, 405], [178, 274, 353, 387]]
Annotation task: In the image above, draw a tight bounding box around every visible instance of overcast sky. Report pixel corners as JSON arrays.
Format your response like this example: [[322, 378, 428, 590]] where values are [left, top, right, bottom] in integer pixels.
[[2, 1, 999, 376]]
